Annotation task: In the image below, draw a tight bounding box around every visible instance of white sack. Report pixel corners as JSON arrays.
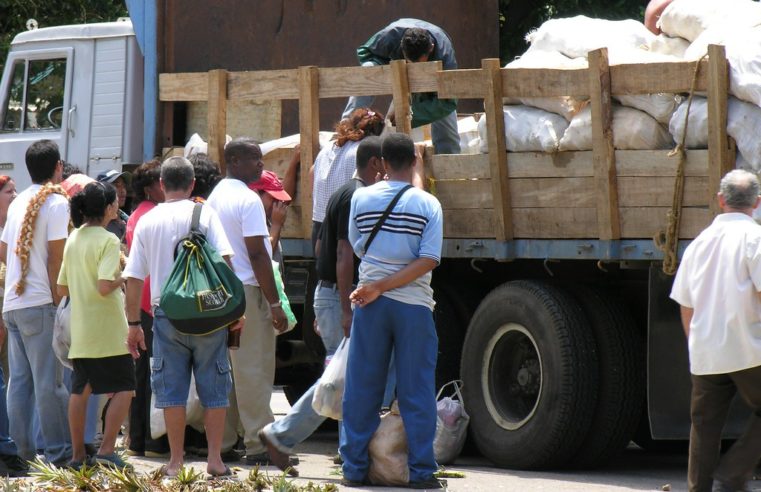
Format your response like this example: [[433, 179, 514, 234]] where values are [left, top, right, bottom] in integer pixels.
[[477, 105, 569, 153], [526, 16, 655, 59], [658, 0, 761, 42], [648, 35, 690, 58], [668, 97, 709, 149], [458, 116, 481, 155], [724, 27, 761, 109], [559, 105, 672, 151], [503, 50, 587, 120]]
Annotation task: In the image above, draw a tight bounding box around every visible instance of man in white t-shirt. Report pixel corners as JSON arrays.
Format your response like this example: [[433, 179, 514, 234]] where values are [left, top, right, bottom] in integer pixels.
[[670, 169, 761, 492], [0, 140, 71, 466], [207, 138, 288, 465], [124, 157, 238, 477]]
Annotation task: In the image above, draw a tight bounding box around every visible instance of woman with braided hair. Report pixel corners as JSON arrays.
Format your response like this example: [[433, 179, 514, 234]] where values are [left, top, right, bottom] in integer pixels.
[[58, 182, 135, 470], [0, 139, 71, 466]]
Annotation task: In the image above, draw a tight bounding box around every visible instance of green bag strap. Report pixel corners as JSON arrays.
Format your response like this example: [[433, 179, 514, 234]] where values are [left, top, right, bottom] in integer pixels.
[[190, 202, 203, 234]]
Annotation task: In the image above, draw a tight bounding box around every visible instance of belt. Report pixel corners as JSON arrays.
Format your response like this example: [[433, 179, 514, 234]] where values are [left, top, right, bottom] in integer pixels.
[[318, 280, 337, 289]]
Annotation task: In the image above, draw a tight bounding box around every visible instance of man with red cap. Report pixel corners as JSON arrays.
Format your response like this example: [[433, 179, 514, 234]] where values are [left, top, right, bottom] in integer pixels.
[[248, 170, 291, 263]]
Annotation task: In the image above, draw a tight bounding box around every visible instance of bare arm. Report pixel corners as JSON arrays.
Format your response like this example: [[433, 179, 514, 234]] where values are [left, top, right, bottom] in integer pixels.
[[413, 143, 427, 190], [269, 202, 288, 252], [125, 277, 147, 358], [97, 276, 126, 296], [47, 239, 65, 306], [336, 239, 355, 337], [350, 257, 438, 306], [282, 145, 300, 200], [57, 284, 69, 298], [680, 305, 693, 338], [0, 241, 6, 265], [245, 235, 288, 332]]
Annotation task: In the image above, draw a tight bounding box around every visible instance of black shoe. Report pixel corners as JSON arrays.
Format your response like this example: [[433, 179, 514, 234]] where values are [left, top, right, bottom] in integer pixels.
[[0, 454, 28, 477], [409, 477, 446, 489], [84, 444, 98, 457], [340, 477, 369, 487], [712, 481, 750, 492], [244, 452, 299, 467], [220, 449, 243, 463], [332, 453, 343, 465]]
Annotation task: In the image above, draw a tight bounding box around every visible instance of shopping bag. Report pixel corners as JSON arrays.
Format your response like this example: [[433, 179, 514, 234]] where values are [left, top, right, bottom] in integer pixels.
[[433, 380, 470, 465], [272, 261, 296, 334], [52, 296, 72, 369], [150, 374, 205, 439], [368, 401, 409, 486], [311, 337, 349, 420]]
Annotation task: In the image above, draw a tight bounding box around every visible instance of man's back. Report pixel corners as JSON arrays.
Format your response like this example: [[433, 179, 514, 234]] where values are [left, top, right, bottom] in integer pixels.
[[671, 212, 761, 375], [359, 18, 457, 69], [1, 185, 68, 312]]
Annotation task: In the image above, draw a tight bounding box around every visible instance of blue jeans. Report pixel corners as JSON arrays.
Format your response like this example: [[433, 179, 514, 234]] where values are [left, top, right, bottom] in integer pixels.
[[151, 308, 231, 409], [266, 285, 395, 452], [0, 365, 17, 455], [4, 304, 71, 463], [341, 296, 438, 483], [342, 93, 461, 155]]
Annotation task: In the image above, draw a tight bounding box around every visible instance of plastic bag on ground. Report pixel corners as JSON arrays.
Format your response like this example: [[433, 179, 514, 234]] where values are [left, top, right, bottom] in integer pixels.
[[477, 105, 569, 153], [52, 296, 72, 369], [312, 337, 349, 420], [368, 401, 409, 486], [559, 105, 672, 151], [434, 380, 470, 465]]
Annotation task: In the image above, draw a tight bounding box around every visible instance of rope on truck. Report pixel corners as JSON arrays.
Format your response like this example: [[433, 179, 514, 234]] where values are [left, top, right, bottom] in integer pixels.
[[654, 54, 707, 275]]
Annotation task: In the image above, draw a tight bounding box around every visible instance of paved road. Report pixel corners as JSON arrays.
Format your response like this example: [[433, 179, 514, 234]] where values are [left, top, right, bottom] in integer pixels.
[[126, 390, 760, 492]]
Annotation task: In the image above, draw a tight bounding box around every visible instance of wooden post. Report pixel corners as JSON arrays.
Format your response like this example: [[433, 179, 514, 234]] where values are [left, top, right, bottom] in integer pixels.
[[707, 44, 731, 216], [482, 58, 512, 241], [299, 66, 319, 241], [588, 48, 621, 240], [390, 59, 413, 135], [207, 69, 228, 172]]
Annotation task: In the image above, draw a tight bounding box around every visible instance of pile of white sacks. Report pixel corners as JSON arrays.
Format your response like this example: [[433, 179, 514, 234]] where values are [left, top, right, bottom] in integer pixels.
[[474, 0, 761, 172]]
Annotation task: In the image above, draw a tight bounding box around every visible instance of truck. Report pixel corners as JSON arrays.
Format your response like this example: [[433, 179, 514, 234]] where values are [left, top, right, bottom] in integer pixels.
[[0, 4, 744, 471]]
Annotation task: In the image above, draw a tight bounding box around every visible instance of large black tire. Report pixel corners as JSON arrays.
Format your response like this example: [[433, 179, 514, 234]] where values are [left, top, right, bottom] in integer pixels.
[[568, 286, 645, 468], [461, 280, 599, 469]]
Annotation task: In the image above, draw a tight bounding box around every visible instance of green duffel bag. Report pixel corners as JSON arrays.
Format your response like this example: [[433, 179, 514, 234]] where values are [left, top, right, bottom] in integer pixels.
[[160, 202, 245, 335]]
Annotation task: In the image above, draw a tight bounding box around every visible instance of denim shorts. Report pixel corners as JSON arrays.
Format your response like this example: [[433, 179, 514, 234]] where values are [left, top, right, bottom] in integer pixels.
[[150, 308, 231, 409]]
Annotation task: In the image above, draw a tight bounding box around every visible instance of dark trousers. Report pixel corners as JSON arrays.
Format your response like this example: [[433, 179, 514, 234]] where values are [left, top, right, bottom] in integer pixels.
[[688, 364, 761, 492], [128, 310, 168, 453]]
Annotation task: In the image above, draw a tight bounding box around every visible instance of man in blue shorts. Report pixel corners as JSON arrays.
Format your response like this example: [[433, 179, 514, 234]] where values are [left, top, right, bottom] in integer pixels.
[[341, 132, 443, 489]]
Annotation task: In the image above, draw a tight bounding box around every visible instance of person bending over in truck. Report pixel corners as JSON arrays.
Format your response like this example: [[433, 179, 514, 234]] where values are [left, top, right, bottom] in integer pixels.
[[257, 136, 387, 475], [342, 19, 460, 155], [670, 169, 761, 492], [341, 132, 444, 489]]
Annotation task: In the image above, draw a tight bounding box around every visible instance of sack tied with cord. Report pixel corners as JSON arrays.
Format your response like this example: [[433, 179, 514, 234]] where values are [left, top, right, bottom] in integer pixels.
[[160, 202, 245, 334]]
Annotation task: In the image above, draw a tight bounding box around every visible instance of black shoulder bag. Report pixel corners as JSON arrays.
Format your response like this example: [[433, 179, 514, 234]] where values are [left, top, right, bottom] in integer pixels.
[[361, 184, 413, 256]]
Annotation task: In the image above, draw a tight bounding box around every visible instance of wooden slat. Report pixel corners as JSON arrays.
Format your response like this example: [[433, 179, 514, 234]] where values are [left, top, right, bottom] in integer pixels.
[[159, 72, 208, 101], [299, 66, 319, 240], [207, 69, 228, 172], [391, 60, 413, 135], [280, 206, 303, 238], [319, 65, 390, 98], [618, 176, 708, 207], [227, 69, 299, 100], [430, 150, 710, 180], [483, 58, 512, 241], [437, 61, 709, 99], [706, 44, 731, 216], [443, 209, 495, 238], [589, 48, 620, 240], [620, 207, 710, 238], [407, 61, 442, 93]]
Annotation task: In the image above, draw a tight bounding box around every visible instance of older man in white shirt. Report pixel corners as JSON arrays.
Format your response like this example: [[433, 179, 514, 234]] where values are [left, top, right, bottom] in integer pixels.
[[671, 169, 761, 492]]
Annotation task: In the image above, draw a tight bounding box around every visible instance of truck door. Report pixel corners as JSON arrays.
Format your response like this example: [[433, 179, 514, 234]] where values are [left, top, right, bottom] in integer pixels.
[[0, 48, 73, 190]]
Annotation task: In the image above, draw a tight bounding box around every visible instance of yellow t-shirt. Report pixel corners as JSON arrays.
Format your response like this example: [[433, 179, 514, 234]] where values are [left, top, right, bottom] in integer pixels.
[[58, 226, 128, 359]]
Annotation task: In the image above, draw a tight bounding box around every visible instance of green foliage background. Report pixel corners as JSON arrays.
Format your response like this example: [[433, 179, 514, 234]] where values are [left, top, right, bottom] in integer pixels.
[[0, 0, 128, 73]]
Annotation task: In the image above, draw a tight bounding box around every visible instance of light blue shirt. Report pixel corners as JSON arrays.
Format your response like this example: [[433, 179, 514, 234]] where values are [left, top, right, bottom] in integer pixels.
[[349, 180, 443, 310]]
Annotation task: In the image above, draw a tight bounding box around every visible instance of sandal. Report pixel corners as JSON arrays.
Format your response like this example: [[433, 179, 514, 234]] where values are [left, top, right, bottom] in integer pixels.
[[207, 465, 236, 480]]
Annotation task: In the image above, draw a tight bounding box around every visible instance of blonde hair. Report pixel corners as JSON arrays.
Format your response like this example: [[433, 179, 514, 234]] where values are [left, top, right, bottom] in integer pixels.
[[14, 183, 68, 296]]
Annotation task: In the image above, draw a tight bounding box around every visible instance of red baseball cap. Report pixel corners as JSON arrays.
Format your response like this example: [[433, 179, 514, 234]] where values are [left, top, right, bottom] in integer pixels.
[[248, 170, 291, 202]]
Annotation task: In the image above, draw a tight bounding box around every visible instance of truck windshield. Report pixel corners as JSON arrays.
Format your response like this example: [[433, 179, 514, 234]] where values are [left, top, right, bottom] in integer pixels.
[[1, 58, 66, 133]]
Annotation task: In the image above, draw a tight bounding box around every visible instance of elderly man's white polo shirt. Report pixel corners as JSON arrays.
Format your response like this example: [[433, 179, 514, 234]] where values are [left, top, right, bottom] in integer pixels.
[[671, 212, 761, 375]]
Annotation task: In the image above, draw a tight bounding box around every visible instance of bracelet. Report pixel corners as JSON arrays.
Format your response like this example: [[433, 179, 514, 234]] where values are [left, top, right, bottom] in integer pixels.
[[270, 301, 282, 308], [128, 320, 141, 326]]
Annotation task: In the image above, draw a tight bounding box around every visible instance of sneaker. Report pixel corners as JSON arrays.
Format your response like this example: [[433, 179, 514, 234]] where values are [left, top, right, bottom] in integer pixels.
[[66, 456, 96, 472], [712, 482, 750, 492], [125, 448, 144, 457], [257, 430, 297, 477], [220, 448, 243, 463], [95, 452, 133, 470], [0, 454, 28, 477], [244, 452, 298, 467], [84, 444, 98, 457], [408, 478, 446, 489]]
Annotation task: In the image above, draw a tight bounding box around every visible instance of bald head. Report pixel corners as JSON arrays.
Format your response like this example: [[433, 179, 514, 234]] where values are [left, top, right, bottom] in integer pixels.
[[719, 169, 760, 210]]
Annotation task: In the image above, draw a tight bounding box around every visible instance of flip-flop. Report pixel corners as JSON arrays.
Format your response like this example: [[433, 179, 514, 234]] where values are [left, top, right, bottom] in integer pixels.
[[207, 465, 237, 480]]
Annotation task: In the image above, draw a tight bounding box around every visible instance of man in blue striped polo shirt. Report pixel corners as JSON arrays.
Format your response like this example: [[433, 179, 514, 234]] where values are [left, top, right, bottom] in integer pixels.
[[341, 132, 443, 489]]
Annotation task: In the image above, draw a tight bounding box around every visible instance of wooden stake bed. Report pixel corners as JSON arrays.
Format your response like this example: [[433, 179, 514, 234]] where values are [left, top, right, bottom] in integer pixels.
[[158, 47, 731, 246]]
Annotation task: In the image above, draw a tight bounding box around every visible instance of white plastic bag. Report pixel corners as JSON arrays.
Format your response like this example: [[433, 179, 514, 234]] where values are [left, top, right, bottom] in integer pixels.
[[312, 337, 349, 420], [150, 374, 205, 439], [478, 105, 569, 153], [368, 401, 409, 486], [52, 297, 72, 369], [658, 0, 761, 42], [434, 380, 470, 465], [559, 105, 673, 151]]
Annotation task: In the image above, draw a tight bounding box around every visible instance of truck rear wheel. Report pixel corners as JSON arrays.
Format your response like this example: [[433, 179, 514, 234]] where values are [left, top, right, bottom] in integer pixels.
[[568, 286, 644, 467], [461, 280, 598, 469]]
